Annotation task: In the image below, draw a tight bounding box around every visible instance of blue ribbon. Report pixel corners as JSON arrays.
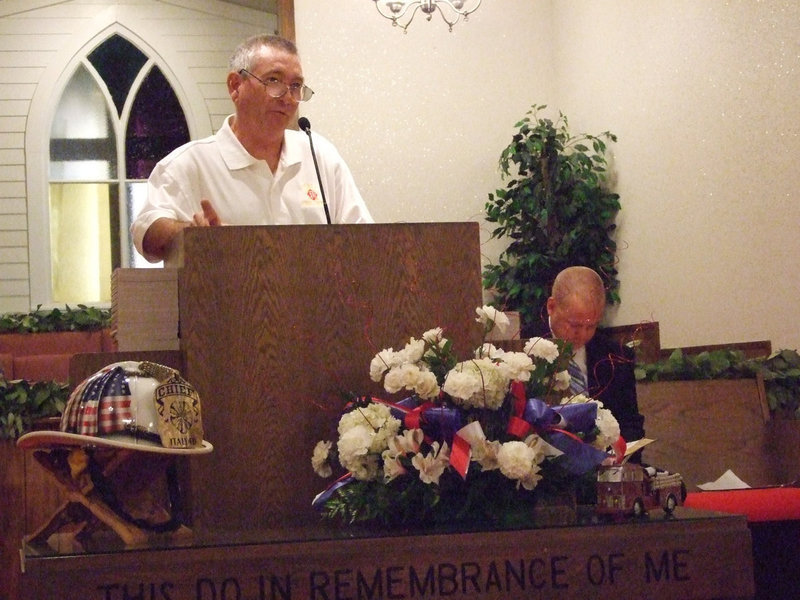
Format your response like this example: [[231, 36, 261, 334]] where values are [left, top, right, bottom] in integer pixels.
[[522, 397, 608, 474], [312, 474, 355, 510], [390, 397, 463, 445]]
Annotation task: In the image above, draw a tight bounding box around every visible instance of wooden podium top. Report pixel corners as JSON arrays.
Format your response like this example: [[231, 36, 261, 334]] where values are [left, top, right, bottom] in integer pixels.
[[21, 508, 754, 600]]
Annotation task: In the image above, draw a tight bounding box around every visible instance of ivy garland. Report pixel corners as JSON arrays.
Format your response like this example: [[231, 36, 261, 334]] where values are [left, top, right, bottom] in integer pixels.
[[0, 305, 110, 439]]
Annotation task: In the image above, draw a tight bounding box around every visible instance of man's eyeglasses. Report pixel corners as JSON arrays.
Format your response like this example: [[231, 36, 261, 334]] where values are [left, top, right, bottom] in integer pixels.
[[239, 69, 314, 102]]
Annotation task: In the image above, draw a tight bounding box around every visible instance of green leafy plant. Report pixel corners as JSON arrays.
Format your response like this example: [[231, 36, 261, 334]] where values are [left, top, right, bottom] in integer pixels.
[[634, 348, 757, 381], [635, 348, 800, 418], [0, 304, 111, 334], [0, 304, 111, 439], [0, 379, 69, 440], [483, 105, 621, 336]]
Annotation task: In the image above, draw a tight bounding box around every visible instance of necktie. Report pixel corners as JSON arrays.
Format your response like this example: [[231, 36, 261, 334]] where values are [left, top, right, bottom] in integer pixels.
[[568, 359, 587, 395]]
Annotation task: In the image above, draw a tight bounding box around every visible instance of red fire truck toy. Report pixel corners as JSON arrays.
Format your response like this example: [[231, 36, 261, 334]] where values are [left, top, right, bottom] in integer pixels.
[[596, 462, 684, 517]]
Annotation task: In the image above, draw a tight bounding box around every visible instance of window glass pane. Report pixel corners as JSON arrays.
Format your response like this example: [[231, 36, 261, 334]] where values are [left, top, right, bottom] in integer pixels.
[[50, 64, 117, 180], [49, 183, 113, 303], [126, 181, 162, 268], [88, 35, 147, 117], [126, 66, 190, 179]]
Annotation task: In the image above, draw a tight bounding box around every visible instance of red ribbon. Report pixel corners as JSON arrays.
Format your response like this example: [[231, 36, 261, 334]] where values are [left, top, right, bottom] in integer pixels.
[[450, 434, 471, 480], [507, 381, 532, 438], [611, 436, 627, 463]]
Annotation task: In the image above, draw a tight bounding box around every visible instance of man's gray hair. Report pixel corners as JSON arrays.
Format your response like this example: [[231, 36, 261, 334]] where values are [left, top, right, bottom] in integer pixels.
[[229, 34, 298, 72]]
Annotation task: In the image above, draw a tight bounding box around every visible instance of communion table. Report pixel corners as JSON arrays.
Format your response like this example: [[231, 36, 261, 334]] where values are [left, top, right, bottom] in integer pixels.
[[20, 507, 753, 600]]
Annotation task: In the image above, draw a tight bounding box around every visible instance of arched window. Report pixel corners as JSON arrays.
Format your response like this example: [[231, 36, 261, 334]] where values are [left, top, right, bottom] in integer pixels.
[[48, 34, 189, 303]]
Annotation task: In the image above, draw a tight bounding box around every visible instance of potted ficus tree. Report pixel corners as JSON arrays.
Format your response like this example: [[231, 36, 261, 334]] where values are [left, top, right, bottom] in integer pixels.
[[482, 104, 621, 337]]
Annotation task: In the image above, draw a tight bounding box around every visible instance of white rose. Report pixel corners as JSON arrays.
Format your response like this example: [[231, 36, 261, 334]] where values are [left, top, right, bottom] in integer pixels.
[[383, 363, 422, 394], [414, 369, 441, 400], [523, 337, 560, 364], [311, 440, 333, 477], [498, 351, 534, 382], [593, 404, 621, 450], [337, 425, 372, 467], [475, 305, 511, 335], [422, 327, 444, 344], [497, 440, 537, 482], [402, 337, 426, 363], [553, 369, 571, 391], [442, 369, 483, 403], [443, 358, 509, 410], [370, 348, 402, 382]]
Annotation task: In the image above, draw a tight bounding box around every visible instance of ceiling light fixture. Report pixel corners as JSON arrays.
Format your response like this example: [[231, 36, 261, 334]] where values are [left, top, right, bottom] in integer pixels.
[[372, 0, 482, 33]]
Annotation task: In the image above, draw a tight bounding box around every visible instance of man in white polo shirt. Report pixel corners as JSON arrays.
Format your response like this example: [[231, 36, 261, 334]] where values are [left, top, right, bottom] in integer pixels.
[[131, 34, 372, 263]]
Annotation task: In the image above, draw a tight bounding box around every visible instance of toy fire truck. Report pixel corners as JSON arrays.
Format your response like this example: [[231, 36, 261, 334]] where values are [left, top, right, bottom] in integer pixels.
[[595, 462, 684, 517]]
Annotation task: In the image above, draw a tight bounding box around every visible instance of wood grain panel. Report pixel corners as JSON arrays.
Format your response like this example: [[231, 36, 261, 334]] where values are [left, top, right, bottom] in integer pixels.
[[177, 223, 484, 529], [637, 379, 782, 490], [20, 509, 755, 600]]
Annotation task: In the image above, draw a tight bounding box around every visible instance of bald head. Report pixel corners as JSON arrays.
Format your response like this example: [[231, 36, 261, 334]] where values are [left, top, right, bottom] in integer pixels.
[[551, 266, 606, 309], [547, 266, 606, 349]]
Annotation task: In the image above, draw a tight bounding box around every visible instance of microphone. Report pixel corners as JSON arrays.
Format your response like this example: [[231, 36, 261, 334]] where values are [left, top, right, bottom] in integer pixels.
[[298, 117, 332, 225]]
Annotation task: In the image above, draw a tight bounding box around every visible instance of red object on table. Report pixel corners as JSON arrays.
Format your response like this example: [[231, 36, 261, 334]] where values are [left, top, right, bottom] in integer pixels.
[[685, 487, 800, 522]]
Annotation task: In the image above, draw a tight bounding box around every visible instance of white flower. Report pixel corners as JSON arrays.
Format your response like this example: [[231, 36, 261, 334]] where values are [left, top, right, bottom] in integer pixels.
[[560, 392, 590, 405], [441, 369, 483, 402], [312, 440, 333, 477], [422, 327, 444, 344], [338, 403, 401, 454], [523, 337, 560, 364], [413, 369, 441, 400], [383, 363, 421, 394], [443, 358, 509, 410], [472, 438, 501, 471], [497, 441, 540, 489], [593, 403, 621, 450], [381, 448, 407, 482], [389, 428, 424, 455], [411, 441, 450, 485], [475, 343, 504, 359], [349, 453, 381, 481], [497, 351, 534, 382], [475, 305, 511, 335], [337, 425, 373, 470], [383, 363, 439, 398], [370, 348, 403, 382], [402, 337, 426, 363], [552, 369, 572, 391]]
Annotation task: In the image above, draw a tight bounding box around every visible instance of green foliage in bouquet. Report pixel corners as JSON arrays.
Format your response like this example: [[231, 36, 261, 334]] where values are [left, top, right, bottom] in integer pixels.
[[322, 456, 594, 527], [312, 307, 621, 526]]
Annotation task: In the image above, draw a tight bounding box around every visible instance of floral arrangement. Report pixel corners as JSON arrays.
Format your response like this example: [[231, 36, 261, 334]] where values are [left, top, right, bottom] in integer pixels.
[[311, 307, 623, 526]]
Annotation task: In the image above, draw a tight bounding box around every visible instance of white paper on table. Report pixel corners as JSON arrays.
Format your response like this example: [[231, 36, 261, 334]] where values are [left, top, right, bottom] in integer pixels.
[[697, 469, 751, 490]]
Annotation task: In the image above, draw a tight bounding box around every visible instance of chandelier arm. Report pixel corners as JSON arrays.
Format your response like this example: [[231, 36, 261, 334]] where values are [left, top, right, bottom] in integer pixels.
[[433, 2, 461, 29], [373, 1, 416, 21], [437, 0, 482, 16]]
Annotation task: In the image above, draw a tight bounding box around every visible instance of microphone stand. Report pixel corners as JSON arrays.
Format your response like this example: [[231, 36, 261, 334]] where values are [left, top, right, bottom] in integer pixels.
[[298, 118, 332, 225]]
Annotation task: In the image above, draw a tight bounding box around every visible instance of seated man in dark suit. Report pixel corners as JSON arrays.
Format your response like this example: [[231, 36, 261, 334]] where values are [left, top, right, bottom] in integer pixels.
[[547, 266, 646, 460]]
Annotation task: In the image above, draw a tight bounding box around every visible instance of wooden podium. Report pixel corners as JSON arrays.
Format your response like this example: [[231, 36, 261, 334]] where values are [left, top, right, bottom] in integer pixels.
[[175, 223, 485, 530]]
